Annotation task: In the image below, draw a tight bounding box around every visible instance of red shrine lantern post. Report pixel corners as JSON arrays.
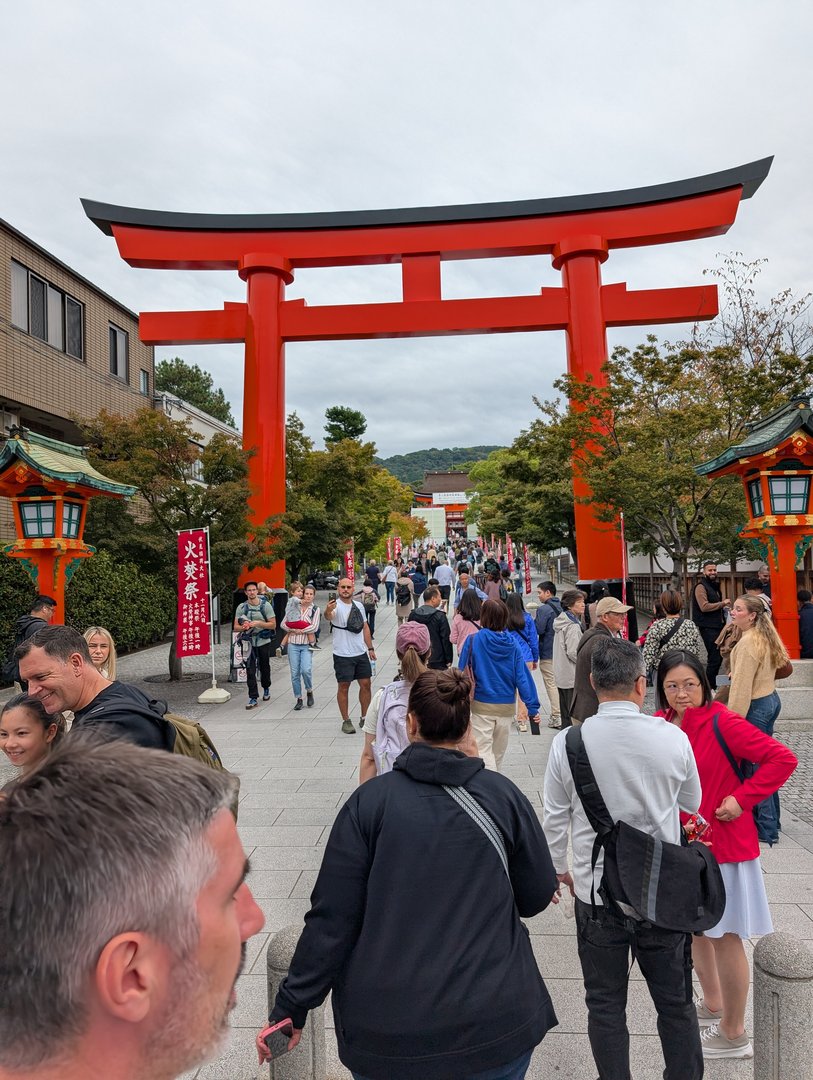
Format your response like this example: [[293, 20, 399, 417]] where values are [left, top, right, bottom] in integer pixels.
[[83, 158, 771, 587]]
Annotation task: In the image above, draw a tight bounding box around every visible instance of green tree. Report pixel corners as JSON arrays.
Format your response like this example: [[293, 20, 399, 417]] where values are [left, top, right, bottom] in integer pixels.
[[324, 405, 367, 445], [81, 408, 273, 676], [155, 356, 236, 427], [271, 414, 414, 579]]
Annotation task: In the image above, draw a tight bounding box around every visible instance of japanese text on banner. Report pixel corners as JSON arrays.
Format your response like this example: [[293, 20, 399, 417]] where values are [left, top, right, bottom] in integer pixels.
[[176, 529, 211, 658], [344, 545, 355, 582], [506, 535, 515, 572], [523, 544, 532, 595]]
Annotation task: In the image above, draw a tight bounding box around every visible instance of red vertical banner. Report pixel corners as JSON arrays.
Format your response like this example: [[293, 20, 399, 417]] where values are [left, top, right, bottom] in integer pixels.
[[490, 533, 495, 550], [344, 543, 356, 582], [620, 511, 629, 640], [394, 536, 402, 560], [523, 544, 532, 595], [386, 536, 392, 562], [177, 529, 211, 658], [497, 538, 502, 559], [506, 535, 515, 572], [478, 535, 484, 549]]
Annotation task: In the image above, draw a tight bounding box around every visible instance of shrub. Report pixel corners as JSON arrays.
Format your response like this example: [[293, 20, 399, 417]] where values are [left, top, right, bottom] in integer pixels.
[[0, 551, 175, 682], [65, 550, 175, 652]]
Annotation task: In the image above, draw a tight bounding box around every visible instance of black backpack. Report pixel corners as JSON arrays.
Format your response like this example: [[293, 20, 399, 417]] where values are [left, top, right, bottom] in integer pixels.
[[565, 726, 726, 933], [396, 583, 412, 607]]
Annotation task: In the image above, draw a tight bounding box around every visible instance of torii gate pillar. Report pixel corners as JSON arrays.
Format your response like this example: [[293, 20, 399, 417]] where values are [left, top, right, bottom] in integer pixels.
[[82, 157, 772, 585]]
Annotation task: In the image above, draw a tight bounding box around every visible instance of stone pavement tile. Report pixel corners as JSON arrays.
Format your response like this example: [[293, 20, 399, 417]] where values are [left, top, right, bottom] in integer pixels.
[[525, 1032, 751, 1079], [240, 791, 342, 809], [760, 838, 813, 874], [263, 766, 356, 780], [238, 775, 303, 793], [234, 807, 285, 828], [762, 874, 813, 903], [243, 930, 272, 975], [193, 1026, 264, 1079], [247, 846, 327, 871], [237, 825, 325, 848], [228, 972, 268, 1027], [299, 778, 356, 793], [273, 806, 341, 827], [770, 902, 813, 939], [253, 897, 310, 932], [290, 869, 319, 898]]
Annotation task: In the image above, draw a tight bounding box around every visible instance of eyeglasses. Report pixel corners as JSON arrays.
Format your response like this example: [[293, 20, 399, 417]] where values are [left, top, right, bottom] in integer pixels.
[[663, 680, 702, 694]]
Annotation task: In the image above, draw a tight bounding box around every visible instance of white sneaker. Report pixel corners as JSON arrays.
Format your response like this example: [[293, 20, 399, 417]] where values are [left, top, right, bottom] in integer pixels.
[[700, 1023, 753, 1059]]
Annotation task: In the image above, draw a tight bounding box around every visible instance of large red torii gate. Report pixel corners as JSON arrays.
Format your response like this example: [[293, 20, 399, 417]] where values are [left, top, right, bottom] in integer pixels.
[[83, 157, 771, 588]]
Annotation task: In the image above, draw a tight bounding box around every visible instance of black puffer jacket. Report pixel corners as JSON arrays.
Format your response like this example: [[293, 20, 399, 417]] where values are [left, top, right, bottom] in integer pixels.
[[271, 742, 558, 1079]]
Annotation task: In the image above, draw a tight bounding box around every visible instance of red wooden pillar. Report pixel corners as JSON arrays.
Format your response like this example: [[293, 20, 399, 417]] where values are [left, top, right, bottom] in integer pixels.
[[553, 235, 623, 580], [239, 254, 293, 589], [768, 532, 802, 659]]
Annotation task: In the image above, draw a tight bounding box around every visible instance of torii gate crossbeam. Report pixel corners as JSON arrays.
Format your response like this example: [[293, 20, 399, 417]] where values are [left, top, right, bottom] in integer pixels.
[[83, 157, 771, 587]]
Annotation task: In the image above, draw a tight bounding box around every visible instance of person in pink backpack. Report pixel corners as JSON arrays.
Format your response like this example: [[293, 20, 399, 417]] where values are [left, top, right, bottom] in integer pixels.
[[358, 623, 432, 783]]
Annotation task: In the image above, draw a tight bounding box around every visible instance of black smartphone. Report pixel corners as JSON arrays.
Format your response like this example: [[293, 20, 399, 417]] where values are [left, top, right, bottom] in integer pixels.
[[260, 1018, 294, 1058], [328, 591, 337, 602]]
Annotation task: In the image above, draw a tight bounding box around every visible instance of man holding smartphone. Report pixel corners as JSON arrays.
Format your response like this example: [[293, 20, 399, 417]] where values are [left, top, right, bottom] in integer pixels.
[[325, 578, 375, 734]]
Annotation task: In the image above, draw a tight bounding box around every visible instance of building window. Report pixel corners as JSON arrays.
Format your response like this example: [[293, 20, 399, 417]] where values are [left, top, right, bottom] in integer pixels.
[[10, 260, 84, 360], [747, 478, 764, 517], [139, 369, 150, 395], [109, 324, 129, 381], [62, 502, 82, 539], [187, 443, 205, 483], [20, 501, 56, 538], [768, 475, 810, 514]]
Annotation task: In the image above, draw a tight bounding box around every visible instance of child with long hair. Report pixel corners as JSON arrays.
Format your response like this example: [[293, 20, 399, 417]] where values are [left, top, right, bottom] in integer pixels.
[[1, 694, 66, 777]]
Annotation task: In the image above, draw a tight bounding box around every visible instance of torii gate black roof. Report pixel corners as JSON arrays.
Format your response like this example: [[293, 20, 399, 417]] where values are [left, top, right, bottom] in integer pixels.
[[82, 157, 772, 236]]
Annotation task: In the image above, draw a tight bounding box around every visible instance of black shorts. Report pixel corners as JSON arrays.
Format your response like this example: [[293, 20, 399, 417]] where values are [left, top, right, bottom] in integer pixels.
[[333, 652, 372, 684], [438, 585, 451, 600]]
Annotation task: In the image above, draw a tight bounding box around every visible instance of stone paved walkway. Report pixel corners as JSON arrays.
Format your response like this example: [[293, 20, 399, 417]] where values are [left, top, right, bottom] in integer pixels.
[[3, 597, 812, 1079]]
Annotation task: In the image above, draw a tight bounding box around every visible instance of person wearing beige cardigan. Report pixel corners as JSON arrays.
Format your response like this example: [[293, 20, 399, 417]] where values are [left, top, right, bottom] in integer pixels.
[[728, 594, 790, 845]]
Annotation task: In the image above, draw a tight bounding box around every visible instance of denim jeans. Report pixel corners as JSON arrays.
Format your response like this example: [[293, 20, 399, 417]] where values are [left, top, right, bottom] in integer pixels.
[[384, 580, 395, 603], [575, 899, 702, 1080], [352, 1050, 532, 1080], [745, 690, 782, 843], [287, 643, 313, 699]]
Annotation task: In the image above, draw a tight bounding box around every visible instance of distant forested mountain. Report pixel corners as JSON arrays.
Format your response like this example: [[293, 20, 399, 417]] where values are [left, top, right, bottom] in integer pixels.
[[376, 446, 504, 486]]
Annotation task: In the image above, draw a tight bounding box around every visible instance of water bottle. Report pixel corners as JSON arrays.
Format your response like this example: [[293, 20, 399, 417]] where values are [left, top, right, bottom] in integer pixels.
[[370, 659, 377, 678]]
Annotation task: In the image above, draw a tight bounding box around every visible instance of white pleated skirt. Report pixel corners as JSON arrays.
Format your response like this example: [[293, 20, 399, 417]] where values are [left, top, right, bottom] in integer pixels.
[[704, 857, 773, 939]]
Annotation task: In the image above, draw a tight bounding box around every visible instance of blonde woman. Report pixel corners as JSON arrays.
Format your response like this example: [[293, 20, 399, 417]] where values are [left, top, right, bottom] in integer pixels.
[[727, 594, 790, 845], [83, 626, 117, 681]]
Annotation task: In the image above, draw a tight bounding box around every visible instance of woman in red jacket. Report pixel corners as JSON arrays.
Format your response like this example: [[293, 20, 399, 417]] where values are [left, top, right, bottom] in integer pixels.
[[655, 649, 797, 1062]]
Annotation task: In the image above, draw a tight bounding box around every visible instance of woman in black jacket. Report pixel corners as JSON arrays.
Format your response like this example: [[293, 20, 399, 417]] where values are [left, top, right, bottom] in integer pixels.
[[259, 668, 559, 1080]]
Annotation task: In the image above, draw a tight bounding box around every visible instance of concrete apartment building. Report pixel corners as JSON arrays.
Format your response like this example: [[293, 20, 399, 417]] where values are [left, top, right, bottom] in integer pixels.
[[0, 217, 155, 536]]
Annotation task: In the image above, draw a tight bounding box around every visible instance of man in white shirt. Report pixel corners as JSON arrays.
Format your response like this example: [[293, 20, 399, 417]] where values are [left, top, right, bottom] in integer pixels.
[[543, 637, 702, 1080], [381, 560, 398, 605], [325, 578, 376, 735], [432, 555, 455, 606]]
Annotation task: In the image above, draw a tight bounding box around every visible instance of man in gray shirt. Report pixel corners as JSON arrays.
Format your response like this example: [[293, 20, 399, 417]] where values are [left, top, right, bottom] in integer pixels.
[[543, 638, 702, 1080]]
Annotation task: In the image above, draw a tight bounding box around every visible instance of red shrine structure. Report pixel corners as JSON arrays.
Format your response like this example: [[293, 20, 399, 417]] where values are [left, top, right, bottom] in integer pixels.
[[83, 158, 771, 588], [697, 397, 813, 658]]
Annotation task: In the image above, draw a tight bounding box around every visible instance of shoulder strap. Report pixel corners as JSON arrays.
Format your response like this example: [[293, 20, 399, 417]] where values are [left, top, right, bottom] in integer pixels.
[[442, 785, 511, 887], [564, 726, 615, 837], [658, 617, 685, 651], [712, 711, 746, 783]]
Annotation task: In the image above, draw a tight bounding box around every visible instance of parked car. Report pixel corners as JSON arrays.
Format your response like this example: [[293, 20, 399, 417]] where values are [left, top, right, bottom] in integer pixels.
[[307, 569, 339, 591]]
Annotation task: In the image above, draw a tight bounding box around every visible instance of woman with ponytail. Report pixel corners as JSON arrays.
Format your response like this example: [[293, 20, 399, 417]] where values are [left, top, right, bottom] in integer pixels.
[[264, 667, 559, 1080], [727, 594, 790, 845]]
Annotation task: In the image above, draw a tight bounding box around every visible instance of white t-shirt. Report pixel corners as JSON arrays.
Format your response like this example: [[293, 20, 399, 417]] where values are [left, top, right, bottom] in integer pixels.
[[331, 599, 369, 657], [363, 687, 385, 735]]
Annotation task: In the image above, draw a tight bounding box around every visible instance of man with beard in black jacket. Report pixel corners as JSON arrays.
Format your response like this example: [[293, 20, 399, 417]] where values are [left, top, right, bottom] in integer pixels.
[[8, 595, 56, 690], [16, 625, 174, 751], [408, 585, 453, 669]]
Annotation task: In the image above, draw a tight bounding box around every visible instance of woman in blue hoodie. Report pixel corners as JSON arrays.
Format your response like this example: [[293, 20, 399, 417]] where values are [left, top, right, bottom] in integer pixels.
[[459, 599, 541, 769], [505, 594, 540, 733]]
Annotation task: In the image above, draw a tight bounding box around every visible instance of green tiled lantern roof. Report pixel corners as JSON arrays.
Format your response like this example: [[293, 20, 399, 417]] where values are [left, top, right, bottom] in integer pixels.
[[0, 429, 137, 496], [696, 396, 813, 477]]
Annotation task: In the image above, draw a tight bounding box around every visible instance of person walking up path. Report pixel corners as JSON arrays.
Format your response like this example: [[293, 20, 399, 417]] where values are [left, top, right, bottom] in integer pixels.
[[325, 578, 376, 735], [233, 581, 276, 708], [381, 560, 398, 604], [534, 582, 562, 728], [281, 583, 320, 712], [543, 637, 704, 1080], [459, 599, 541, 768]]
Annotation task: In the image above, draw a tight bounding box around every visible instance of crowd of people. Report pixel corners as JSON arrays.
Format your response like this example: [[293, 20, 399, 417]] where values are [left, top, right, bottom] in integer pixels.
[[0, 550, 805, 1080]]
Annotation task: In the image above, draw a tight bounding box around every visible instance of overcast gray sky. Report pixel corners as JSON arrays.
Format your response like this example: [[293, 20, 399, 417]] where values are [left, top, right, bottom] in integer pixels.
[[3, 1, 810, 457]]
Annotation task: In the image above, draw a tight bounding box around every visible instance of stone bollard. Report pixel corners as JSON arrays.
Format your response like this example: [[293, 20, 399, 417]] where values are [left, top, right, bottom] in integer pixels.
[[753, 931, 813, 1080], [265, 923, 326, 1080]]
